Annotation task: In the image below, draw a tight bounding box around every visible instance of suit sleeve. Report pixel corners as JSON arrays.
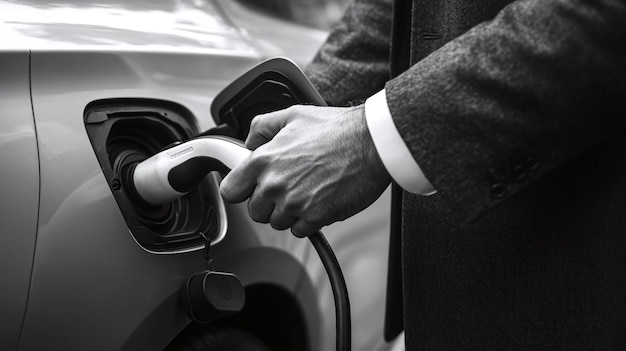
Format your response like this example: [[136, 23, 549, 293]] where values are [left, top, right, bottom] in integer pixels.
[[385, 0, 626, 219], [304, 0, 393, 106]]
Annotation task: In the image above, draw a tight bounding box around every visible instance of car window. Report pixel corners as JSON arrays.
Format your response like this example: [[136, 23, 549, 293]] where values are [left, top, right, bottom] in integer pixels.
[[234, 0, 350, 30]]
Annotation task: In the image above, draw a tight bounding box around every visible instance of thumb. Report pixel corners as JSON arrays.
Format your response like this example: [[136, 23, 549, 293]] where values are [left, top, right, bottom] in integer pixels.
[[245, 107, 292, 150]]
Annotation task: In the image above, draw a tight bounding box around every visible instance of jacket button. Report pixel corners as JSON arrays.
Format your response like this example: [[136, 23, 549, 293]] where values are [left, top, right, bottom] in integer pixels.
[[513, 165, 527, 181], [526, 156, 540, 170], [490, 183, 507, 198]]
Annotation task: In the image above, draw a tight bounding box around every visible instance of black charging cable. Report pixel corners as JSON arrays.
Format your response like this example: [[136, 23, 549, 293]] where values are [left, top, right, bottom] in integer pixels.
[[308, 230, 351, 351]]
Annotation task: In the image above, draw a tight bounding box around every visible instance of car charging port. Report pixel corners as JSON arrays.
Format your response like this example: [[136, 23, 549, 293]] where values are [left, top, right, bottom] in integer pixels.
[[107, 119, 193, 235], [84, 99, 227, 254]]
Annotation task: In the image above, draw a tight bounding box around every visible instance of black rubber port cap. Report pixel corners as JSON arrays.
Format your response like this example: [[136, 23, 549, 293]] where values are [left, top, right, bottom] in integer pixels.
[[180, 271, 246, 324]]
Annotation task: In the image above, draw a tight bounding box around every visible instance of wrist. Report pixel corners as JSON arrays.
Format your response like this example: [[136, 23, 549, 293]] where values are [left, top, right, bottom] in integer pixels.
[[353, 105, 393, 185], [364, 90, 435, 195]]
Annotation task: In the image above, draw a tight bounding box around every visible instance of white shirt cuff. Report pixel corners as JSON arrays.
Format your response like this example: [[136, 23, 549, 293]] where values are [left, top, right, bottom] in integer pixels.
[[364, 89, 435, 195]]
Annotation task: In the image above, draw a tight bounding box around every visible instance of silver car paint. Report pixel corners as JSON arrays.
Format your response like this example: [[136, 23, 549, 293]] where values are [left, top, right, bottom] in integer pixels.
[[214, 0, 329, 66], [0, 51, 40, 351], [0, 1, 397, 350]]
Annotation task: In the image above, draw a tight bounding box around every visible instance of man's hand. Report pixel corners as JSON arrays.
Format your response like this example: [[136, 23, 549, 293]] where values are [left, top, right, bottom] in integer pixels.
[[219, 104, 392, 237]]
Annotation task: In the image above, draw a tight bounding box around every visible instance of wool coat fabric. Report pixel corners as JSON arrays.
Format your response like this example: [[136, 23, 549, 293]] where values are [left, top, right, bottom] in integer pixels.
[[305, 0, 626, 349]]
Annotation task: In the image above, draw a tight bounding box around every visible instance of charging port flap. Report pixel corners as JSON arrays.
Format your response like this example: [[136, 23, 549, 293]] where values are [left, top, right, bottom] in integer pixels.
[[209, 57, 327, 141], [84, 99, 227, 254]]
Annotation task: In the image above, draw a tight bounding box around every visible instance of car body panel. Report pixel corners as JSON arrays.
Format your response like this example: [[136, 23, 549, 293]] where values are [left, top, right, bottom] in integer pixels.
[[214, 0, 328, 66], [0, 0, 256, 56], [0, 1, 400, 350], [18, 49, 314, 349], [0, 51, 39, 351]]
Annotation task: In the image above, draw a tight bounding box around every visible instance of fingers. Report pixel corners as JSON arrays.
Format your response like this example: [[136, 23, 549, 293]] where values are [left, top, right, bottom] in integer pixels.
[[243, 189, 303, 233], [223, 108, 292, 202], [245, 108, 292, 150], [290, 218, 321, 238], [247, 189, 274, 223], [269, 206, 298, 231], [247, 189, 300, 231], [238, 186, 317, 235], [223, 104, 329, 236], [220, 156, 258, 203]]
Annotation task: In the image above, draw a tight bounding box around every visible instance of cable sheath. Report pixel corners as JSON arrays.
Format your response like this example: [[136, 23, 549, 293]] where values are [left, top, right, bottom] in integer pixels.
[[308, 231, 351, 351]]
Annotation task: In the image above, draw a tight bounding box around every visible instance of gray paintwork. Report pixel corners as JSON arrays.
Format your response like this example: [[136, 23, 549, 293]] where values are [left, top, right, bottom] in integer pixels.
[[0, 51, 40, 351], [0, 1, 399, 350]]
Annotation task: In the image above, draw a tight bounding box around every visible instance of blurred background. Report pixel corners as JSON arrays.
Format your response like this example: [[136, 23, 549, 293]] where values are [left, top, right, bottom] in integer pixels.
[[234, 0, 351, 30]]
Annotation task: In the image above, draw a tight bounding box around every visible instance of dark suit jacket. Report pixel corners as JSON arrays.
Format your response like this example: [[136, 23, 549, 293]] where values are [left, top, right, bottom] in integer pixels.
[[305, 0, 626, 349]]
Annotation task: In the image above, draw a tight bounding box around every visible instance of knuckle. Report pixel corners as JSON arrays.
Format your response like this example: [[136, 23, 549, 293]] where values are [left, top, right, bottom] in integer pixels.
[[282, 192, 308, 212], [249, 114, 263, 130], [259, 170, 287, 196], [263, 177, 284, 195], [247, 150, 271, 170], [285, 105, 298, 114], [302, 210, 326, 227], [282, 200, 300, 216], [283, 105, 302, 120], [287, 104, 310, 116]]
